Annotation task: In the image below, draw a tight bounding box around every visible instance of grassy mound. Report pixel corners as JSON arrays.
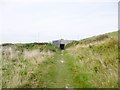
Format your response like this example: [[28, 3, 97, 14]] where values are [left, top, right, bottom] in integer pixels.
[[66, 31, 118, 88], [1, 31, 118, 88]]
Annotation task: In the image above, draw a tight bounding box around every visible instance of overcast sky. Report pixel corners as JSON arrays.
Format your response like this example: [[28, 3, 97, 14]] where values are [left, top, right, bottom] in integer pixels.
[[0, 0, 119, 43]]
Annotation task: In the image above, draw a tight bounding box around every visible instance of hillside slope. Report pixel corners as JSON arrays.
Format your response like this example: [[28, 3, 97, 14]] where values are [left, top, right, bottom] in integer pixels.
[[1, 31, 118, 88], [66, 31, 118, 88], [2, 43, 60, 88]]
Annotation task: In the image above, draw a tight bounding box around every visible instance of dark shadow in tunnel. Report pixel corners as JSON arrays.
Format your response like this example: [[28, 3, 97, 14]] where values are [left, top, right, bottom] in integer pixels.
[[60, 44, 65, 50]]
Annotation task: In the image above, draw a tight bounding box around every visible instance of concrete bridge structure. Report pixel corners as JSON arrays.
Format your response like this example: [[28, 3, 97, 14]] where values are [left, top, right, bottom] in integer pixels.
[[52, 39, 73, 50]]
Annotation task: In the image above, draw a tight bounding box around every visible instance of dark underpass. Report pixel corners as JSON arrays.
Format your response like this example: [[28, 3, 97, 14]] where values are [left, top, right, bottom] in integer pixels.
[[60, 44, 65, 50]]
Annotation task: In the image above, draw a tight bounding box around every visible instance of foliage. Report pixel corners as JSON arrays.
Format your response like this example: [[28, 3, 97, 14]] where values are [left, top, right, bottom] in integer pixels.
[[66, 31, 118, 88], [2, 31, 118, 88]]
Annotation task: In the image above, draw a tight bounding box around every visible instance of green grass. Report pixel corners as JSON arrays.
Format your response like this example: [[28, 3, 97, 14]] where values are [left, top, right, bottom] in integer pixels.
[[2, 31, 118, 88], [15, 51, 94, 88], [0, 46, 2, 90], [66, 31, 118, 88], [2, 43, 59, 88], [66, 31, 118, 48]]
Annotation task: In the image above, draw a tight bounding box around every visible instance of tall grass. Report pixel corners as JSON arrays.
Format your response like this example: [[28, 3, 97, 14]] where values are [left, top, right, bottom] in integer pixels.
[[2, 31, 118, 88], [2, 43, 58, 88], [0, 46, 2, 89], [66, 31, 118, 88]]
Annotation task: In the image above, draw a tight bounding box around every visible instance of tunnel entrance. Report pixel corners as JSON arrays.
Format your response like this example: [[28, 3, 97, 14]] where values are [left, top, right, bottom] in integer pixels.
[[60, 44, 65, 50]]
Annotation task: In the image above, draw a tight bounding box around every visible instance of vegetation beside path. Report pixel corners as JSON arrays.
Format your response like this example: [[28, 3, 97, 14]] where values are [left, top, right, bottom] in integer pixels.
[[2, 31, 118, 88]]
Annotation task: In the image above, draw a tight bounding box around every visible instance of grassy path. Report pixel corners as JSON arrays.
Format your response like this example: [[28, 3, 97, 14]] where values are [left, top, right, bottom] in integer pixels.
[[2, 31, 118, 88], [53, 51, 74, 88], [22, 50, 94, 88]]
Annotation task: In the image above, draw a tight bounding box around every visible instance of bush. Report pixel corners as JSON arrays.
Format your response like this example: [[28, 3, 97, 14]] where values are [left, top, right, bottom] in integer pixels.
[[2, 43, 13, 46], [96, 34, 108, 41], [66, 41, 79, 48]]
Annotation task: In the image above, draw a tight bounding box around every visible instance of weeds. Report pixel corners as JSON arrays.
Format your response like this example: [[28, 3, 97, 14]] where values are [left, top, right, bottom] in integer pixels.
[[66, 31, 118, 88], [2, 43, 57, 88], [2, 31, 118, 88]]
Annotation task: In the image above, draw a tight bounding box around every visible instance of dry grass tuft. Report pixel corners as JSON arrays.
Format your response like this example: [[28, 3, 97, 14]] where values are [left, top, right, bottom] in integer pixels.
[[2, 45, 54, 88]]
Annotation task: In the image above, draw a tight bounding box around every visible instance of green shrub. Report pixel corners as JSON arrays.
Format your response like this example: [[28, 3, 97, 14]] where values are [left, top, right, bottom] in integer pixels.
[[96, 34, 108, 41], [2, 43, 14, 46]]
